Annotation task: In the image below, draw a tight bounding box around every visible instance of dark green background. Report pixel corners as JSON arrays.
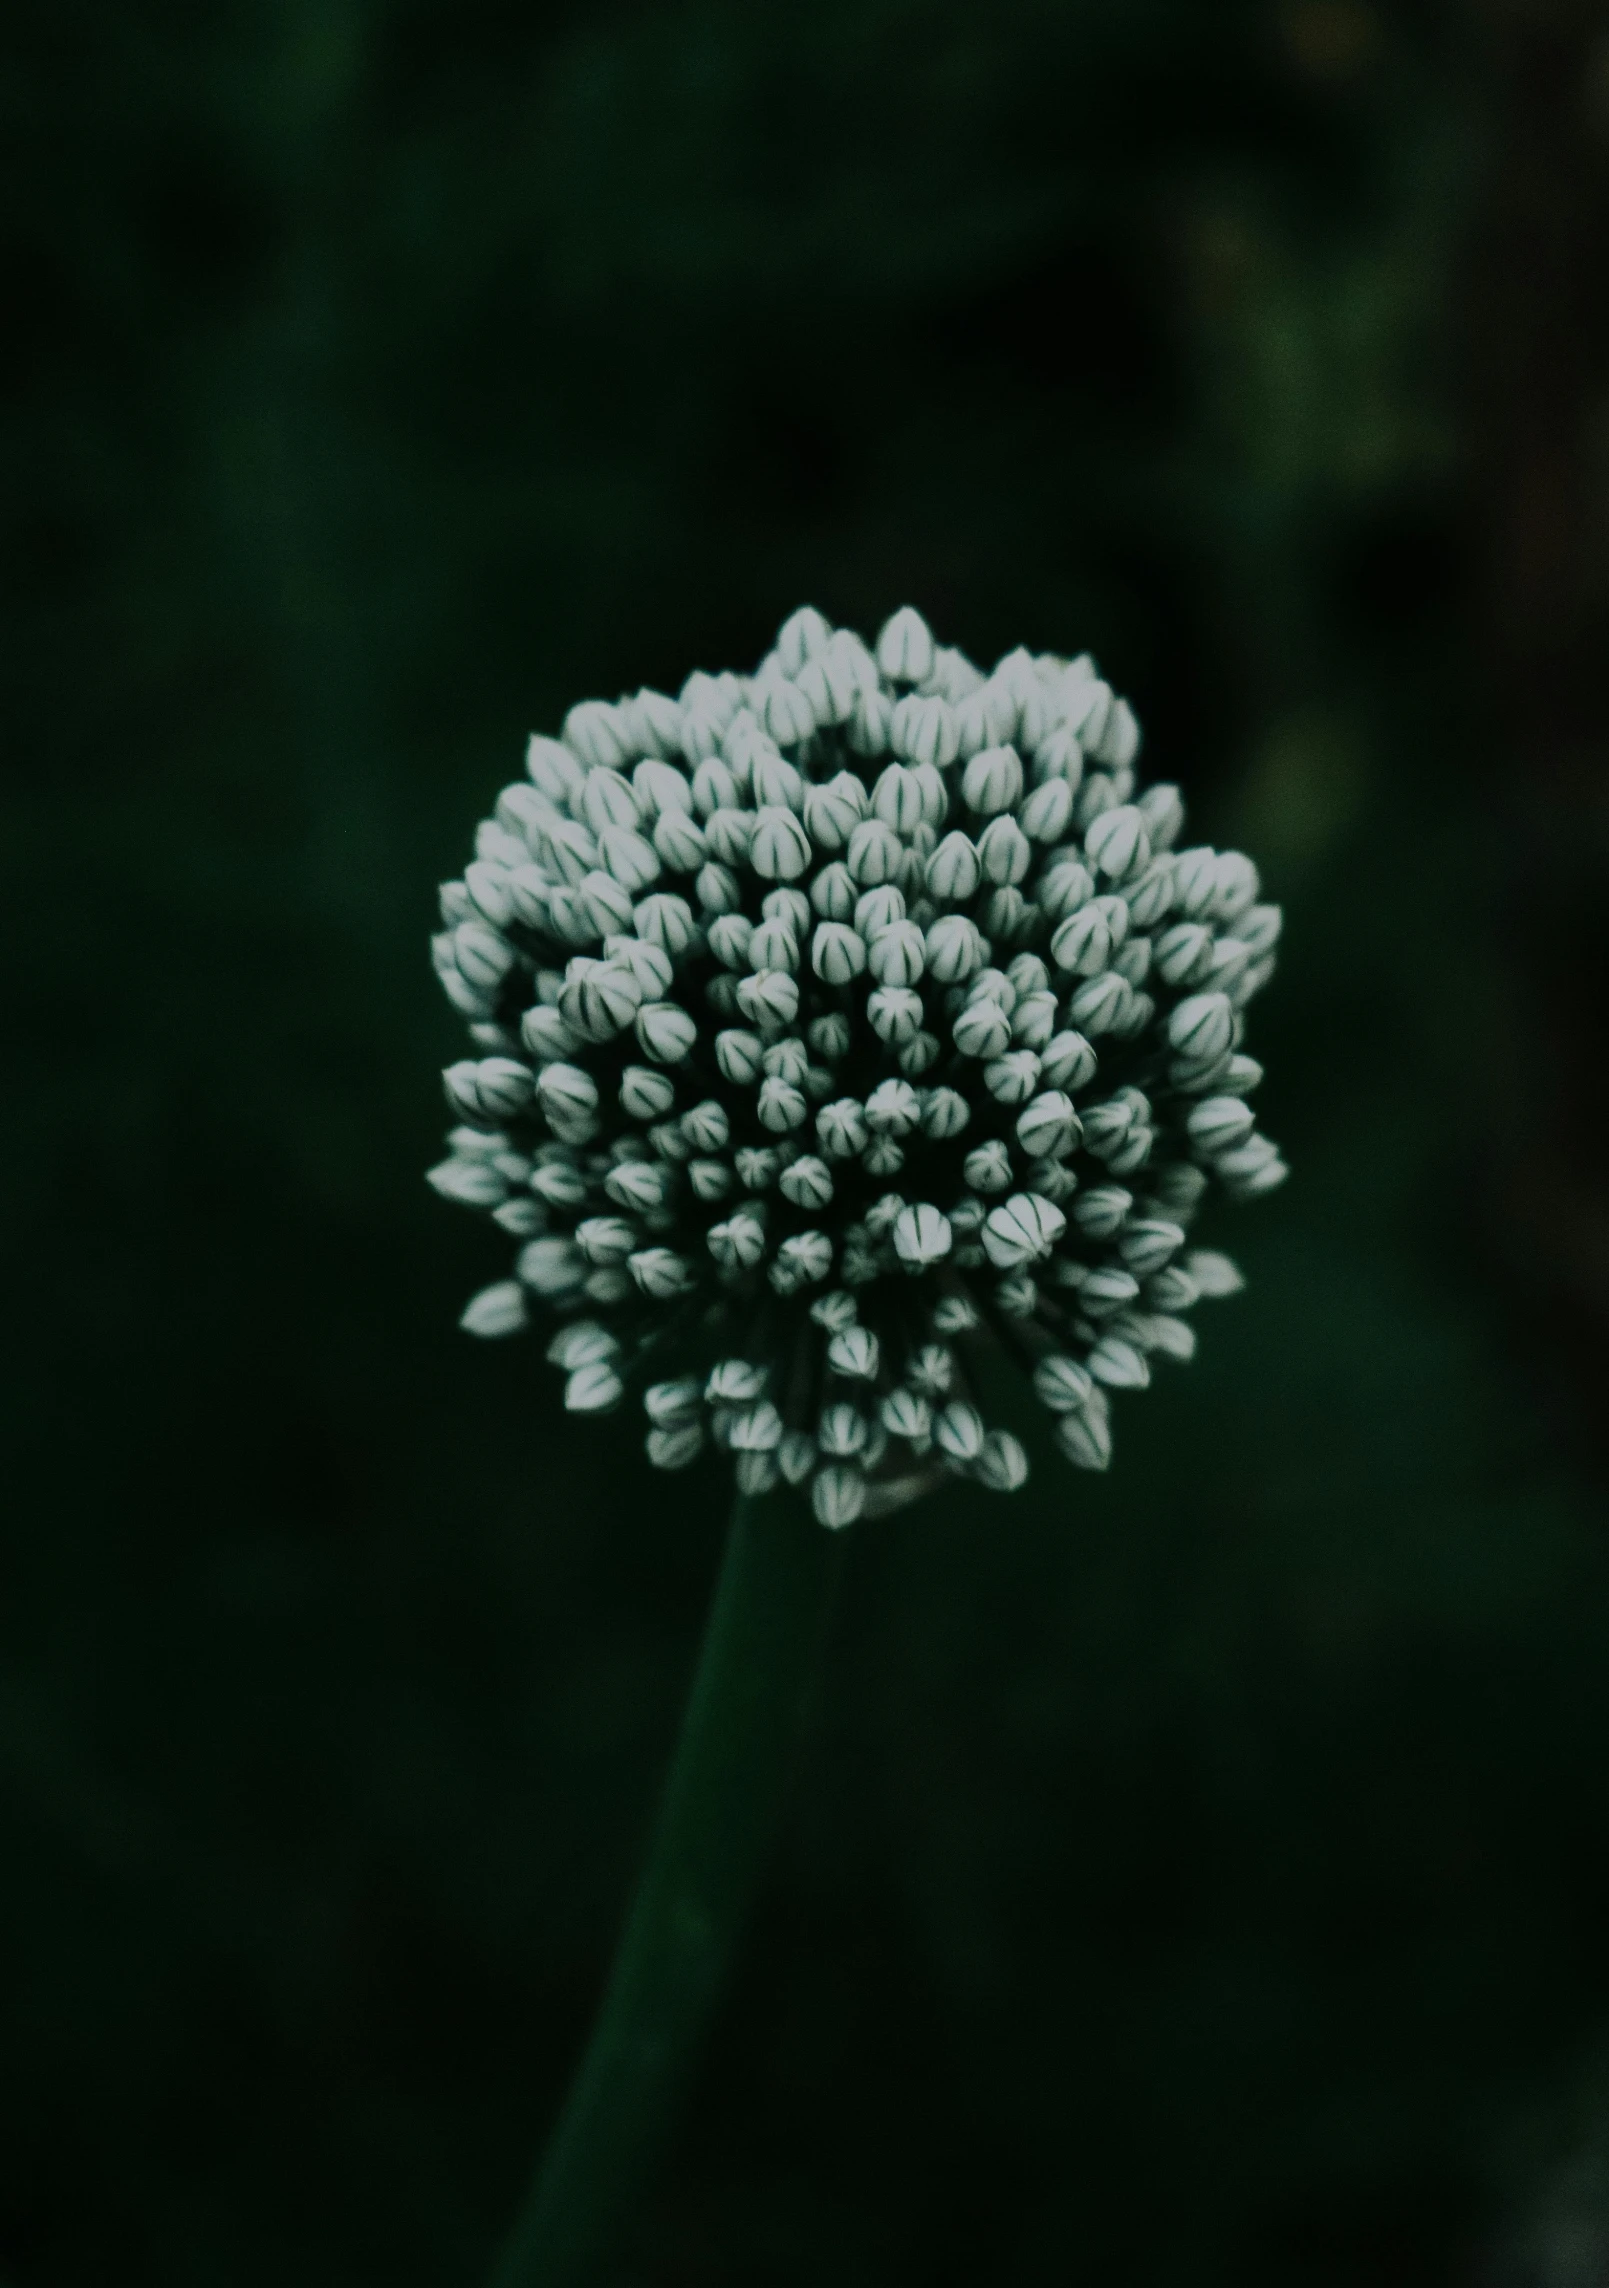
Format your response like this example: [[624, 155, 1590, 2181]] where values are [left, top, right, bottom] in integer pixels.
[[8, 1, 1609, 2280]]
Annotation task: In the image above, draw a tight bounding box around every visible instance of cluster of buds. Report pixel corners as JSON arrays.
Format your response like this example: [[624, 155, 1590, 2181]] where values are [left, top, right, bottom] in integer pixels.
[[429, 606, 1285, 1527]]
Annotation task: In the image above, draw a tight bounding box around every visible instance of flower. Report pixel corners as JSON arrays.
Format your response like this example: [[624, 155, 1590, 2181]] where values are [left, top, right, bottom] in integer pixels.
[[429, 607, 1287, 1527]]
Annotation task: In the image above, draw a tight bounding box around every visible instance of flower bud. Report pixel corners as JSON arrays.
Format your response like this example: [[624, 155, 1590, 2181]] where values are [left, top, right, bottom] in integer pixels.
[[1082, 1266, 1141, 1315], [1172, 847, 1219, 918], [1088, 1335, 1149, 1389], [628, 1247, 695, 1298], [460, 1280, 529, 1337], [566, 1360, 625, 1411], [517, 1236, 586, 1295], [604, 1161, 671, 1213], [562, 960, 643, 1041], [1039, 857, 1095, 920], [1056, 1406, 1112, 1471], [858, 1077, 918, 1135], [1018, 1091, 1081, 1159], [983, 1193, 1066, 1268], [876, 605, 936, 686], [909, 1344, 954, 1396], [846, 686, 893, 756], [1050, 905, 1114, 977], [1154, 922, 1214, 987], [1119, 1219, 1186, 1275], [735, 969, 800, 1029], [775, 604, 833, 674], [1068, 972, 1133, 1034], [1033, 1355, 1093, 1412], [778, 1155, 833, 1210], [813, 1466, 866, 1529], [964, 1140, 1014, 1192], [934, 1401, 985, 1463], [846, 818, 903, 886], [984, 1050, 1041, 1106], [1167, 991, 1235, 1062], [760, 676, 816, 747], [647, 1423, 705, 1470], [748, 918, 799, 974], [777, 1231, 833, 1285], [817, 1100, 869, 1159], [1038, 1031, 1098, 1091], [961, 744, 1025, 816], [975, 1430, 1029, 1491], [581, 767, 642, 834], [866, 918, 926, 987], [695, 862, 741, 915], [618, 1065, 675, 1122], [953, 1000, 1013, 1059], [707, 1213, 768, 1270], [635, 1001, 698, 1064], [750, 806, 812, 880], [1211, 850, 1260, 922], [867, 985, 923, 1043], [977, 814, 1032, 886], [1187, 1096, 1255, 1156], [920, 1087, 970, 1140], [563, 700, 630, 770], [887, 693, 956, 772], [811, 922, 866, 984], [1019, 777, 1074, 843], [881, 1388, 932, 1443], [757, 1077, 808, 1132], [537, 1063, 600, 1123], [526, 733, 585, 805], [892, 1203, 952, 1268]]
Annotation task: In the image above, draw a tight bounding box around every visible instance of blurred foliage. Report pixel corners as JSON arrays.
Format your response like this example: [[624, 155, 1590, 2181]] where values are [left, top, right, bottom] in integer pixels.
[[5, 1, 1609, 2283]]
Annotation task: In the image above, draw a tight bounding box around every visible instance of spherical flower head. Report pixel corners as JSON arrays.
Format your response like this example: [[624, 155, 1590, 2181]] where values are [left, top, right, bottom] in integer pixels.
[[429, 607, 1287, 1526]]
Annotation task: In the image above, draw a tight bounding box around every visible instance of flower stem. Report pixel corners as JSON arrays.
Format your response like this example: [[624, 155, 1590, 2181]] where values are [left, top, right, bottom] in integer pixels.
[[487, 1485, 843, 2288]]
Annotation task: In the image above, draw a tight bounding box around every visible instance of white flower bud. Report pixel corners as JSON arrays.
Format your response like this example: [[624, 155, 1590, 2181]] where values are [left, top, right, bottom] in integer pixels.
[[575, 1215, 637, 1265], [619, 1065, 675, 1121], [1068, 972, 1134, 1035], [605, 936, 674, 998], [581, 767, 642, 834], [757, 1077, 808, 1132], [1172, 847, 1219, 918], [876, 605, 936, 686], [774, 1429, 816, 1484], [1088, 1335, 1149, 1389], [760, 677, 816, 747], [750, 750, 804, 812], [596, 826, 660, 894], [1019, 777, 1074, 844], [632, 758, 693, 820], [1070, 1185, 1132, 1240], [517, 1236, 586, 1295], [1017, 1091, 1081, 1158], [547, 1321, 621, 1370], [846, 818, 904, 886], [977, 814, 1032, 886], [963, 1140, 1013, 1192], [687, 1158, 731, 1201], [460, 1280, 529, 1337], [729, 1399, 784, 1452], [704, 807, 754, 870], [567, 1360, 625, 1411], [1033, 1355, 1093, 1412], [1011, 991, 1058, 1051], [707, 1214, 768, 1270], [868, 762, 924, 835], [776, 1231, 833, 1285], [953, 1000, 1013, 1059], [1036, 860, 1092, 926], [811, 922, 866, 984], [604, 1161, 671, 1214], [1123, 858, 1176, 928], [775, 605, 833, 673], [526, 733, 585, 805], [537, 1063, 599, 1123], [975, 1430, 1029, 1491], [846, 686, 893, 756], [920, 914, 979, 985], [563, 700, 630, 770], [818, 1402, 869, 1458], [881, 1388, 932, 1443], [1082, 1266, 1141, 1315], [631, 892, 697, 957], [712, 1029, 763, 1087], [628, 1248, 694, 1298], [1211, 850, 1260, 922], [778, 1156, 833, 1210], [934, 1401, 985, 1463], [695, 862, 742, 915], [808, 861, 857, 922], [890, 1202, 952, 1269], [648, 1423, 705, 1470], [889, 692, 959, 770], [984, 1050, 1041, 1106], [748, 918, 799, 974], [1187, 1096, 1255, 1156], [750, 806, 812, 881], [530, 1161, 588, 1209], [982, 1193, 1066, 1268], [867, 985, 923, 1044], [920, 1087, 970, 1140], [909, 1344, 954, 1396], [1167, 991, 1234, 1062], [922, 829, 978, 905], [813, 1099, 867, 1160], [453, 921, 515, 992], [735, 969, 800, 1030], [561, 960, 643, 1041], [813, 1465, 866, 1529], [635, 1000, 698, 1064], [1056, 1405, 1112, 1471], [961, 744, 1025, 817]]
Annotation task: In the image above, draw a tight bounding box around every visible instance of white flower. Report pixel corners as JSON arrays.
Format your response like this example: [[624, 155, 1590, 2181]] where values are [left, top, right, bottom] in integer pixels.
[[430, 607, 1286, 1519]]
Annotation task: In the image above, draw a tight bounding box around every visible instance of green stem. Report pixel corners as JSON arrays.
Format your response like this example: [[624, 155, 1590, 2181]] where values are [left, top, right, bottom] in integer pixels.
[[488, 1485, 843, 2288]]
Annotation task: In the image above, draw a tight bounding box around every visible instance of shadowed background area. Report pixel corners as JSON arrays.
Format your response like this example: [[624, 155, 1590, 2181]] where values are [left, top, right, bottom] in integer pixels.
[[7, 1, 1609, 2281]]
